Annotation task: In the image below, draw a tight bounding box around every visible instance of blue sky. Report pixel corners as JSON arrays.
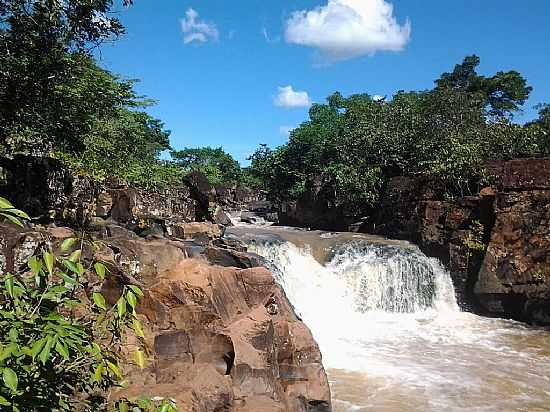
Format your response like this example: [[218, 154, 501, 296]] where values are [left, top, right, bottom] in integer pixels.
[[99, 0, 550, 165]]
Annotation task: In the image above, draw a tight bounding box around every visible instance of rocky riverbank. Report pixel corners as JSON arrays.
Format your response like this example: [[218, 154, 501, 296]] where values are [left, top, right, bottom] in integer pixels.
[[0, 155, 331, 412]]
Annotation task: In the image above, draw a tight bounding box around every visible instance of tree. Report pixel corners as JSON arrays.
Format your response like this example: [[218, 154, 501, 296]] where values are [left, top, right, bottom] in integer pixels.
[[250, 56, 546, 212], [527, 104, 550, 154], [171, 147, 241, 185], [0, 0, 133, 154], [435, 55, 532, 118]]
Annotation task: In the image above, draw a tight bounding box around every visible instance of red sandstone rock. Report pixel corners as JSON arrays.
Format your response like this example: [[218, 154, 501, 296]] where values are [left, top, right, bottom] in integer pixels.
[[117, 252, 331, 411]]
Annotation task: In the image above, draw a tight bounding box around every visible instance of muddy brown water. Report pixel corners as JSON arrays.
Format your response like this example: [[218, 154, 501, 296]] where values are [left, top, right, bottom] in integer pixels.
[[228, 225, 550, 412]]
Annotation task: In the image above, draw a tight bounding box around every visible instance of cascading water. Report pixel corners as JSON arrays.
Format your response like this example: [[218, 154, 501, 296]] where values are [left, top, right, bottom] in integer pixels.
[[326, 241, 457, 313], [230, 226, 550, 412]]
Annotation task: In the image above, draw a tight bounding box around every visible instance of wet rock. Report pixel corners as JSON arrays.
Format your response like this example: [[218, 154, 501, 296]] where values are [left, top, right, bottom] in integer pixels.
[[205, 247, 263, 269], [368, 158, 550, 323], [213, 206, 233, 226]]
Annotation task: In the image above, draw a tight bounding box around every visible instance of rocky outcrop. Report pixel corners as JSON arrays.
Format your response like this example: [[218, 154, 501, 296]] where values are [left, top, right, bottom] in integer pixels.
[[0, 222, 331, 411], [0, 155, 196, 228], [370, 158, 550, 324], [474, 159, 550, 323], [0, 155, 267, 235], [278, 177, 348, 231], [120, 259, 331, 411], [273, 158, 550, 324], [369, 176, 492, 310]]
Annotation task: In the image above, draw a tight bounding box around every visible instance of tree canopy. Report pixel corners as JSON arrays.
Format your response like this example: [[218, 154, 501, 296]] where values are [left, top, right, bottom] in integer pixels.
[[171, 146, 242, 185], [247, 56, 548, 213]]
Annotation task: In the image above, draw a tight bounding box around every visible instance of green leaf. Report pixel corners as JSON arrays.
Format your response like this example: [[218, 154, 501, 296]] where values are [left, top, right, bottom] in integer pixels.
[[68, 249, 81, 263], [39, 336, 54, 364], [0, 213, 22, 227], [94, 262, 107, 280], [0, 197, 14, 209], [92, 292, 107, 311], [137, 398, 152, 409], [94, 363, 105, 382], [119, 401, 129, 412], [58, 271, 77, 285], [3, 367, 18, 392], [132, 318, 145, 339], [133, 349, 146, 369], [8, 329, 18, 341], [9, 209, 30, 220], [0, 343, 17, 362], [0, 395, 10, 406], [159, 404, 170, 412], [55, 341, 70, 360], [28, 256, 42, 274], [117, 296, 127, 318], [5, 276, 14, 298], [44, 251, 55, 275], [60, 237, 77, 252], [126, 291, 137, 309], [107, 361, 122, 379], [30, 338, 47, 359], [128, 285, 144, 297], [63, 259, 80, 274]]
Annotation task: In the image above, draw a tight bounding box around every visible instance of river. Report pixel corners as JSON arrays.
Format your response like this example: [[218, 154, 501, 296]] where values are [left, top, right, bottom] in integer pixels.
[[227, 225, 550, 412]]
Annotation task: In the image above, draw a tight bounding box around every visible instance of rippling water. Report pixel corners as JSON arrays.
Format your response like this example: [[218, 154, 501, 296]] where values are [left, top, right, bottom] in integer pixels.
[[229, 226, 550, 412]]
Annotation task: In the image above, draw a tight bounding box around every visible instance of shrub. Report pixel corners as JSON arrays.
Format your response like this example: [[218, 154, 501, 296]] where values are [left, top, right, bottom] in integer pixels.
[[0, 198, 176, 411]]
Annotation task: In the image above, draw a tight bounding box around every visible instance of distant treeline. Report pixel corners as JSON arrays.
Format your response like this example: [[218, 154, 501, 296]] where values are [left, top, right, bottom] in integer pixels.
[[246, 56, 550, 212]]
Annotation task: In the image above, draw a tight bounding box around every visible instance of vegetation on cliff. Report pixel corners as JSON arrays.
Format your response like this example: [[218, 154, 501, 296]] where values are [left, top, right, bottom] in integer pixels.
[[247, 56, 550, 213]]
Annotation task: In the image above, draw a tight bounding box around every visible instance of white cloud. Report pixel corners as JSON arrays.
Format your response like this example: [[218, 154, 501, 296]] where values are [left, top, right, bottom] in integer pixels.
[[181, 8, 219, 44], [279, 126, 295, 136], [274, 86, 312, 108], [285, 0, 411, 61], [372, 94, 385, 101]]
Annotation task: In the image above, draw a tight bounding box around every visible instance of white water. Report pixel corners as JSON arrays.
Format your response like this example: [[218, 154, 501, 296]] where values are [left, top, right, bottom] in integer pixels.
[[242, 233, 550, 412]]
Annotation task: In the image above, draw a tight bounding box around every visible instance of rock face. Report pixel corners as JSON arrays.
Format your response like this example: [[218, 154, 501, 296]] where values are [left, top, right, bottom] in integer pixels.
[[0, 155, 196, 228], [370, 158, 550, 323], [278, 177, 347, 231], [474, 160, 550, 323], [0, 222, 331, 412], [122, 258, 331, 412]]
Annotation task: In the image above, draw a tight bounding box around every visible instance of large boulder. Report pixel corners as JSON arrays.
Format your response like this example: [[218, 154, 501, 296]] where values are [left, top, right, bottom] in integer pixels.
[[115, 256, 331, 411]]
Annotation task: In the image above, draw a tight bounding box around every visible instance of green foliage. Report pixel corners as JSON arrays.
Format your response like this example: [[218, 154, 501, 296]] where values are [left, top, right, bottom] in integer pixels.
[[171, 146, 242, 185], [248, 56, 546, 212], [0, 0, 179, 191], [115, 397, 178, 412], [462, 220, 487, 254], [0, 201, 176, 411], [0, 198, 30, 227], [0, 0, 131, 154], [435, 55, 532, 118]]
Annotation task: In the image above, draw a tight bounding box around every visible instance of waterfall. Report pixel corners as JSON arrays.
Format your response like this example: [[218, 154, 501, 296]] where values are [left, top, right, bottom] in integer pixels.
[[246, 237, 458, 316], [236, 230, 550, 411], [243, 235, 459, 371]]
